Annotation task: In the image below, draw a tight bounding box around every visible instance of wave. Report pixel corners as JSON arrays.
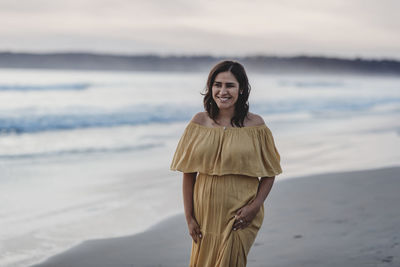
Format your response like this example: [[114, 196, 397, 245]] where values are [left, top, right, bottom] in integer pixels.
[[0, 143, 162, 160], [253, 97, 400, 115], [0, 83, 91, 91], [0, 105, 198, 134], [0, 98, 399, 135], [278, 80, 345, 88]]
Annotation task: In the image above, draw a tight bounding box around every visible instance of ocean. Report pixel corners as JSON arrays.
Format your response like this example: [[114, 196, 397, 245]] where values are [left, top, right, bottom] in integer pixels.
[[1, 68, 399, 266]]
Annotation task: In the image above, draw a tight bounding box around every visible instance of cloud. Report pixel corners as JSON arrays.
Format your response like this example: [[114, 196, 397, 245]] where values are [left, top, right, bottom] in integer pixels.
[[0, 0, 399, 58]]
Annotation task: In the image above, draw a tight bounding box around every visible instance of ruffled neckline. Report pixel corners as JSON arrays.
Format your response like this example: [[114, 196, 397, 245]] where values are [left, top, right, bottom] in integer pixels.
[[188, 121, 268, 131], [171, 120, 282, 177]]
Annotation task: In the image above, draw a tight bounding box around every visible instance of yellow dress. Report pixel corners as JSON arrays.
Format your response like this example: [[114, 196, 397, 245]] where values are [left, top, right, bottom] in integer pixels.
[[170, 121, 282, 267]]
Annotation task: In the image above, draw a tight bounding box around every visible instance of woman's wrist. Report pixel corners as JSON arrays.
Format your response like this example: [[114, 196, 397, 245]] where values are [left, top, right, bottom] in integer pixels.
[[185, 214, 195, 222], [250, 199, 263, 210]]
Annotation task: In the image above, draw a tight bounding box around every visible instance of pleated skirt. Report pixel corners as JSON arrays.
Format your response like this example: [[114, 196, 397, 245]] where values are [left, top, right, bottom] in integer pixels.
[[190, 173, 264, 267]]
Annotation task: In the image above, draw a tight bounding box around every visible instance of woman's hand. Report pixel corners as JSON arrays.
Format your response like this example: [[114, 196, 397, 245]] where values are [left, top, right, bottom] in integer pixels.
[[187, 216, 202, 243], [232, 202, 261, 231]]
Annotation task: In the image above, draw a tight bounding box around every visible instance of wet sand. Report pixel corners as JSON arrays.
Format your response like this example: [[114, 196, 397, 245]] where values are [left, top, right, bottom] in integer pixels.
[[32, 166, 400, 267]]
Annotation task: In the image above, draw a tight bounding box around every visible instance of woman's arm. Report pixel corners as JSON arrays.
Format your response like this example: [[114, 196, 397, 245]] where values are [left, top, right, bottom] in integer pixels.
[[183, 172, 202, 243], [252, 176, 275, 208], [233, 176, 275, 230]]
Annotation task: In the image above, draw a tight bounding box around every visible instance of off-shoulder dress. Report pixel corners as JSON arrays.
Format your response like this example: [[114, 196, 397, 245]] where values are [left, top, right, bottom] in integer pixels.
[[170, 121, 282, 267]]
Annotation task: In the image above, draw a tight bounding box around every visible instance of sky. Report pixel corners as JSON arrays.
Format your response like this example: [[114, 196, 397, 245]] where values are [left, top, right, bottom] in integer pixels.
[[0, 0, 399, 59]]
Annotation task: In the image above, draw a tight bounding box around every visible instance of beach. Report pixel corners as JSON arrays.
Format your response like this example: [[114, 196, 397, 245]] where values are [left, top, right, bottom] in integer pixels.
[[1, 69, 400, 266], [2, 1, 400, 265], [32, 166, 400, 267]]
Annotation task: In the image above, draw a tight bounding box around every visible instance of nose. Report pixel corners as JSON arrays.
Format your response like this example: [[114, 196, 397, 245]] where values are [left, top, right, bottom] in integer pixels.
[[219, 85, 228, 94]]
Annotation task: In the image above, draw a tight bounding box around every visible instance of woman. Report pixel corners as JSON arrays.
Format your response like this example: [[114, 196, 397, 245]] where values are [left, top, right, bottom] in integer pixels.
[[170, 60, 282, 266]]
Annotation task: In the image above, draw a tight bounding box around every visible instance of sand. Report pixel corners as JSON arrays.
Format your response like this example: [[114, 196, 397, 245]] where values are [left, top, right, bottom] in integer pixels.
[[32, 166, 400, 267]]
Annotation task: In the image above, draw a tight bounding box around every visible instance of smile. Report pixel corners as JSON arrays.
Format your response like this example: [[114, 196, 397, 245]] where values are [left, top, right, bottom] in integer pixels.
[[217, 96, 232, 102]]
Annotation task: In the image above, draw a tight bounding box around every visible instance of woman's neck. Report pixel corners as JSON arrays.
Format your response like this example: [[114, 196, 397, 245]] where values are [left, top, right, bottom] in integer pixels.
[[215, 108, 235, 126]]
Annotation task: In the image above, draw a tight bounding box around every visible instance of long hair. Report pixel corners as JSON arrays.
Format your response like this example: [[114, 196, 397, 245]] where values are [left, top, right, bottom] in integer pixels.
[[202, 60, 251, 127]]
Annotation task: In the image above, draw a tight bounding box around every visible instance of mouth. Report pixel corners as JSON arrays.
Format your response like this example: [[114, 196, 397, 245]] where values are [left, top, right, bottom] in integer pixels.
[[216, 96, 232, 103]]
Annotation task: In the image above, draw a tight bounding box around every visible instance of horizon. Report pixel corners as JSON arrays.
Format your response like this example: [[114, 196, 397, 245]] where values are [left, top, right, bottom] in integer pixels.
[[1, 50, 399, 62]]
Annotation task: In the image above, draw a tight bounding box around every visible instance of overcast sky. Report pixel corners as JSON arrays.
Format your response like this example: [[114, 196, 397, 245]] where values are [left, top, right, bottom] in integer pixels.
[[0, 0, 399, 59]]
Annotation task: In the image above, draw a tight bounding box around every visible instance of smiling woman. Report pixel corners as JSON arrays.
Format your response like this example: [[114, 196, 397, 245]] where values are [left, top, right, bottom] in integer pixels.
[[212, 72, 240, 113], [203, 61, 250, 128], [170, 60, 282, 267]]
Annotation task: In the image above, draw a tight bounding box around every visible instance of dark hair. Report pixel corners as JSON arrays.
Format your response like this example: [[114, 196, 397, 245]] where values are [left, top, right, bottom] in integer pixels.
[[202, 60, 251, 127]]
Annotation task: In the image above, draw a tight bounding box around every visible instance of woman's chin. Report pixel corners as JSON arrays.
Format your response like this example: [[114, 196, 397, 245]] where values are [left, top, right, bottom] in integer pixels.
[[216, 102, 236, 110], [217, 106, 234, 111]]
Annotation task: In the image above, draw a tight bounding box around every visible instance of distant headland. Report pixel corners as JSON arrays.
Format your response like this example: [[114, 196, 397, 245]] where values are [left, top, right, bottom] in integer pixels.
[[1, 52, 399, 76]]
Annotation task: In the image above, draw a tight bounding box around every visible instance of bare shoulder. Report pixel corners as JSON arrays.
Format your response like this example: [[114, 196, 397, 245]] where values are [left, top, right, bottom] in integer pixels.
[[245, 112, 266, 127], [190, 112, 208, 126]]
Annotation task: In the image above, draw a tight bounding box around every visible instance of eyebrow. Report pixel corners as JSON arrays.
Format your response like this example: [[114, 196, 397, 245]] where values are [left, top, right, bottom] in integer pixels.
[[214, 81, 237, 85]]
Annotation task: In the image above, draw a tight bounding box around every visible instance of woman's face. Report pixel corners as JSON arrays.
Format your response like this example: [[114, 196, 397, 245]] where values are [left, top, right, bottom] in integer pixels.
[[212, 71, 240, 111]]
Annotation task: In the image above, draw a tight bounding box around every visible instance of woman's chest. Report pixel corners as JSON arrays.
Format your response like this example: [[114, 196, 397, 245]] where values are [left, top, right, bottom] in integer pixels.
[[193, 132, 256, 161]]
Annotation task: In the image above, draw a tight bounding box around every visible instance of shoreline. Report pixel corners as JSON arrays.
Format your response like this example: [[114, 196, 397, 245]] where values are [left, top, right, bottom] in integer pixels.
[[32, 166, 400, 267]]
